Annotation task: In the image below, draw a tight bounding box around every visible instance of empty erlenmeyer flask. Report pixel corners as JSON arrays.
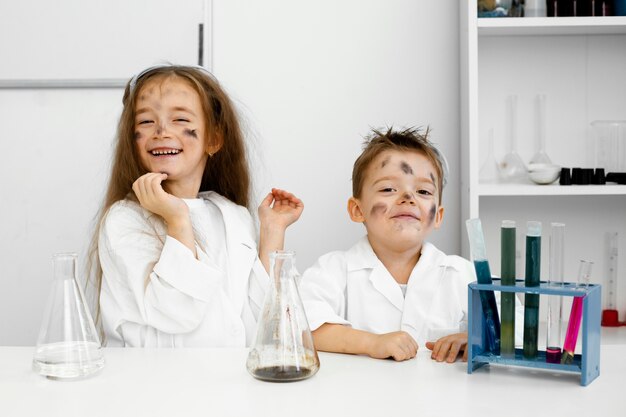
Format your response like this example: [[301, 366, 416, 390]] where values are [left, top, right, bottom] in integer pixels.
[[246, 251, 320, 382], [33, 253, 104, 379]]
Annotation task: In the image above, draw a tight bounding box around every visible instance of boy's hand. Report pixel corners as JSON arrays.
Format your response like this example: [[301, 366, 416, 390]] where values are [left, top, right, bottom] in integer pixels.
[[132, 173, 189, 224], [258, 188, 304, 231], [368, 331, 418, 362], [425, 332, 468, 363]]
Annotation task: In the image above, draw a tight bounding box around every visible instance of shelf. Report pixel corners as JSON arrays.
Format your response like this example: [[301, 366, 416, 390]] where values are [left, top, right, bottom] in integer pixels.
[[478, 16, 626, 36], [477, 184, 626, 196]]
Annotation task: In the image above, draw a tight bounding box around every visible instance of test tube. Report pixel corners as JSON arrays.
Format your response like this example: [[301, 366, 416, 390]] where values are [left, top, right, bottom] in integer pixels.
[[561, 260, 593, 365], [500, 220, 516, 358], [466, 218, 501, 354], [523, 221, 541, 359], [546, 223, 565, 364], [601, 232, 619, 326]]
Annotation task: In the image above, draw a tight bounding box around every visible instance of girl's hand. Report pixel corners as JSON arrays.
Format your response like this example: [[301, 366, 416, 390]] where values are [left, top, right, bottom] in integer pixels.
[[258, 188, 304, 232], [132, 173, 189, 225], [368, 331, 418, 362], [425, 332, 468, 363]]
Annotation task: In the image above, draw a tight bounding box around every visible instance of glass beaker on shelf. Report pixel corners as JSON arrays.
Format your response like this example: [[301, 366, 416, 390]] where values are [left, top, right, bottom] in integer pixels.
[[33, 253, 104, 379], [246, 251, 320, 382], [479, 128, 500, 184], [499, 95, 527, 183], [591, 120, 626, 173]]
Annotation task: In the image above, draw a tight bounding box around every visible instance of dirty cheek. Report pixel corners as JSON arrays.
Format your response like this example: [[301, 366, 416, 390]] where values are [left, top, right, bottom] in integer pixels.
[[183, 128, 198, 138], [427, 203, 437, 226], [370, 203, 388, 217], [134, 131, 142, 140]]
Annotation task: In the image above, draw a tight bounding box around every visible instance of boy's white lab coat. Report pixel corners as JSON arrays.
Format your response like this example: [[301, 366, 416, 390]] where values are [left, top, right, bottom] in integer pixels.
[[99, 192, 269, 348], [299, 237, 476, 346]]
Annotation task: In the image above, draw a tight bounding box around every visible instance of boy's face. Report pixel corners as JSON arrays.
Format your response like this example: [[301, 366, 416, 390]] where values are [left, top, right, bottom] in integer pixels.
[[348, 149, 444, 253]]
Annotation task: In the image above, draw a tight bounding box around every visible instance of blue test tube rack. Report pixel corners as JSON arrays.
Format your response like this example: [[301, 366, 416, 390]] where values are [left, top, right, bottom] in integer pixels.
[[467, 278, 601, 386]]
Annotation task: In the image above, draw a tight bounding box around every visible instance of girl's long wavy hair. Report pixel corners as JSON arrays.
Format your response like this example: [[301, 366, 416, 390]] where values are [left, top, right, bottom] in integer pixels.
[[87, 66, 251, 338]]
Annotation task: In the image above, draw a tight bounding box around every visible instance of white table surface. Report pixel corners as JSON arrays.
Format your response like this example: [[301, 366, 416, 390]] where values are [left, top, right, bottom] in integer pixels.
[[1, 342, 624, 417]]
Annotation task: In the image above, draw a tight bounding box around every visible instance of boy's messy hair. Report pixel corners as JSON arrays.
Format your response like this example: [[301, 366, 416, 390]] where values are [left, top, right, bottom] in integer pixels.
[[351, 127, 447, 204]]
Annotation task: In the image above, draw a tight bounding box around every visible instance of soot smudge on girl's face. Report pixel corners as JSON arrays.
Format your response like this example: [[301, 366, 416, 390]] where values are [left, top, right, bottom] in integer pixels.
[[183, 128, 198, 138], [134, 131, 142, 140], [370, 203, 387, 217]]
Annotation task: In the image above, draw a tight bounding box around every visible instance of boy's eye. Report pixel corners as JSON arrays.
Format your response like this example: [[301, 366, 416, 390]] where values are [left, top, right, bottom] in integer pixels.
[[380, 188, 396, 193], [418, 189, 433, 196]]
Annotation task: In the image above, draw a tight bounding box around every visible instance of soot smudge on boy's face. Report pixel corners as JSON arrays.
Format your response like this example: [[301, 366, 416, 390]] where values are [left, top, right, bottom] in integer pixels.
[[370, 203, 387, 217], [183, 128, 198, 138], [381, 157, 390, 168], [400, 161, 414, 175], [427, 203, 437, 226]]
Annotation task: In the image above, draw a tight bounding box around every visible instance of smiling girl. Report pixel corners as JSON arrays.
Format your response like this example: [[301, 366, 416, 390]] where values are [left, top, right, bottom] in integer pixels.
[[91, 65, 303, 347]]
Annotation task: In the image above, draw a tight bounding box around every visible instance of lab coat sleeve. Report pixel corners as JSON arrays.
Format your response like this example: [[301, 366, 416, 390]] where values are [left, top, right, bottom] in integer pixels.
[[247, 258, 270, 321], [99, 202, 226, 341], [299, 252, 351, 331]]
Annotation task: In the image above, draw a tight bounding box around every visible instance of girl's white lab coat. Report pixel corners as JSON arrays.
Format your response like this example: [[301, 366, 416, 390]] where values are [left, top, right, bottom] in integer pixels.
[[98, 191, 268, 348], [299, 237, 476, 346]]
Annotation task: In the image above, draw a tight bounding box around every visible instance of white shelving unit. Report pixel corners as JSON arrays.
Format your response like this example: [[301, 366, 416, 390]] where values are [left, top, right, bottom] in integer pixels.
[[460, 1, 626, 318]]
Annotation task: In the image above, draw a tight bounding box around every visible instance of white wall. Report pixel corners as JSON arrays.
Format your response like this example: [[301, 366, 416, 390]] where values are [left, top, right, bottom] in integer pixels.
[[0, 0, 461, 345]]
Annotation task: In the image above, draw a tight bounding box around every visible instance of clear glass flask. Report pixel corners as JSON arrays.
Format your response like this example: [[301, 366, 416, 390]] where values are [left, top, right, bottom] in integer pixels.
[[561, 260, 593, 364], [546, 223, 565, 364], [246, 251, 320, 382], [529, 94, 552, 165], [499, 95, 527, 183], [33, 253, 104, 379]]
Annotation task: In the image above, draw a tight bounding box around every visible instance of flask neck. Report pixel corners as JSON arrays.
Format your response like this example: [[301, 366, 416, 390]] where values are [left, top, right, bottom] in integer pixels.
[[269, 251, 297, 283], [53, 253, 77, 281]]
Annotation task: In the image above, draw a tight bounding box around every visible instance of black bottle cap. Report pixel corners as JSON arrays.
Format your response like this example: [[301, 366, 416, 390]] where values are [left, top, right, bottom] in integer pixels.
[[581, 168, 593, 185], [571, 167, 583, 185], [593, 168, 606, 185], [559, 167, 572, 185]]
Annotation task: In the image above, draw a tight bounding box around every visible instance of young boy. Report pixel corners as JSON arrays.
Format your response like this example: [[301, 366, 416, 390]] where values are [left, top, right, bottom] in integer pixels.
[[299, 127, 475, 363]]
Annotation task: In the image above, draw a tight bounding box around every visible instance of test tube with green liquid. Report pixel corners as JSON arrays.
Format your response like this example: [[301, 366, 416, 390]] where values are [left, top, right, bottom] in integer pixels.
[[466, 218, 501, 354], [523, 221, 541, 359], [546, 223, 565, 364], [500, 220, 516, 358]]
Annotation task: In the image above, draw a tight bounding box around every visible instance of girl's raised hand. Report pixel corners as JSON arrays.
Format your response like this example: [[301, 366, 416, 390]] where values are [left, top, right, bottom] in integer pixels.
[[132, 173, 189, 224], [258, 188, 304, 231]]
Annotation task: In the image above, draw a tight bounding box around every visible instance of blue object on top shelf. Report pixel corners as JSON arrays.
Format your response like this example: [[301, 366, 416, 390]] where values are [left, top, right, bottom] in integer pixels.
[[467, 278, 601, 386]]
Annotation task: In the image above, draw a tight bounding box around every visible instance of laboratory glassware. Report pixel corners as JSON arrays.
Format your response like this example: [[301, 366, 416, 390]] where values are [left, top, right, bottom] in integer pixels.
[[591, 120, 626, 173], [523, 221, 541, 359], [246, 251, 320, 382], [466, 218, 501, 354], [33, 253, 104, 379], [601, 233, 621, 326], [529, 94, 552, 165], [561, 260, 594, 364], [499, 95, 527, 183], [546, 223, 565, 363], [479, 128, 500, 184], [500, 220, 516, 358]]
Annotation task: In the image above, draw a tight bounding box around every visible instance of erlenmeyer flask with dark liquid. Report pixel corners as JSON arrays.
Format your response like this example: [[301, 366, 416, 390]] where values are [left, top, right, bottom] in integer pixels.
[[246, 251, 320, 382]]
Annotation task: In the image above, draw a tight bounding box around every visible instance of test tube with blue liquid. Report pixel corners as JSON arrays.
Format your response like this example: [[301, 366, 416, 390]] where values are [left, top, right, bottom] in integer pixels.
[[561, 260, 593, 364], [466, 218, 501, 355], [546, 223, 564, 364], [523, 221, 541, 359]]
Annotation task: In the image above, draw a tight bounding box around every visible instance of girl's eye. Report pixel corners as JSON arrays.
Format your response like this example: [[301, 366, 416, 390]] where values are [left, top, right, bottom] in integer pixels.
[[174, 118, 190, 123], [138, 120, 153, 125]]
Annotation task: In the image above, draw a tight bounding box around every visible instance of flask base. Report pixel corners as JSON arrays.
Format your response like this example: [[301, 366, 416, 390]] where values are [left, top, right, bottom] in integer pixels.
[[250, 365, 316, 382]]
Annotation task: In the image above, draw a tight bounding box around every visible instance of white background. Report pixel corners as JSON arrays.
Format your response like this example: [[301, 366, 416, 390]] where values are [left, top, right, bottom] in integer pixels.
[[0, 0, 461, 345]]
